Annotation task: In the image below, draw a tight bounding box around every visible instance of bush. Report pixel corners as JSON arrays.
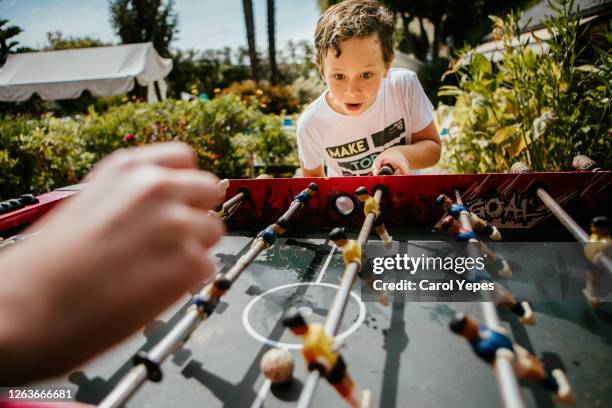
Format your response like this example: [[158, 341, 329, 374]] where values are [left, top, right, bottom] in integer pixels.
[[290, 71, 327, 107], [220, 80, 301, 114], [439, 0, 611, 172], [0, 95, 297, 199], [0, 114, 94, 198]]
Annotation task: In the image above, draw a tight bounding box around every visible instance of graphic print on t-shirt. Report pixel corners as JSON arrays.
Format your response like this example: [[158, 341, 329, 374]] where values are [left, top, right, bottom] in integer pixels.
[[325, 137, 369, 159], [371, 119, 405, 147], [336, 137, 406, 175]]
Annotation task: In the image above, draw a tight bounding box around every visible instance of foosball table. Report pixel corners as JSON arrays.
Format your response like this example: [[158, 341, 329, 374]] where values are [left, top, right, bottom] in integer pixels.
[[1, 168, 611, 408]]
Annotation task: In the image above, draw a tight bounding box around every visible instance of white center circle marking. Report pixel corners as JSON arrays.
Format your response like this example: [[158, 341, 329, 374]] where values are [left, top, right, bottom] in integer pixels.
[[242, 282, 366, 350]]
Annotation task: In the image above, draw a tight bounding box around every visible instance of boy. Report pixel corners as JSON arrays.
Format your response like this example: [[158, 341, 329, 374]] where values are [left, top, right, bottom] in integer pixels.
[[297, 0, 441, 177]]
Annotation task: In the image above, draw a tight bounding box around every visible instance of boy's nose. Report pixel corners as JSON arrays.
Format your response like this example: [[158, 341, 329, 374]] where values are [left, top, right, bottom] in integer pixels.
[[345, 79, 361, 97]]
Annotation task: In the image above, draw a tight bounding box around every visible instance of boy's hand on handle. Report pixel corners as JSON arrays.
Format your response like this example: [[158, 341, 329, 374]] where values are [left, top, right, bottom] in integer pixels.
[[0, 142, 226, 385], [377, 164, 395, 176], [372, 146, 410, 175]]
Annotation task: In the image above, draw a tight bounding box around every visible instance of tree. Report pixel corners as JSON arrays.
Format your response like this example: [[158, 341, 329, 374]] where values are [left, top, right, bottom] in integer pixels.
[[0, 19, 22, 65], [267, 0, 278, 84], [378, 0, 531, 104], [242, 0, 259, 81], [109, 0, 178, 57], [44, 31, 112, 51], [381, 0, 531, 61]]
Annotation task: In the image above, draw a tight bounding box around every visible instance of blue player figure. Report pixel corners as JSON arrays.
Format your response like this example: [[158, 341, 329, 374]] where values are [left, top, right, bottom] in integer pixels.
[[440, 215, 512, 278], [252, 218, 289, 248], [294, 182, 319, 205], [439, 216, 533, 324], [437, 194, 501, 240], [449, 313, 573, 403]]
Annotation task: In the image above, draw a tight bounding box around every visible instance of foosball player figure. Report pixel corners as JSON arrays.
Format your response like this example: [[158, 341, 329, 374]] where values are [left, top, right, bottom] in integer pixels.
[[210, 179, 231, 217], [440, 217, 533, 324], [328, 227, 362, 268], [282, 307, 371, 408], [495, 291, 535, 325], [252, 218, 289, 248], [328, 228, 389, 306], [436, 194, 501, 240], [294, 182, 319, 205], [355, 187, 392, 248], [583, 215, 611, 308], [449, 313, 573, 403], [190, 273, 232, 320], [441, 215, 512, 278]]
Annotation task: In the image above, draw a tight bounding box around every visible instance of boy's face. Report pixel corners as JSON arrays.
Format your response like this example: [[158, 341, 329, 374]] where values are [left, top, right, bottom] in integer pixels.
[[322, 35, 390, 116]]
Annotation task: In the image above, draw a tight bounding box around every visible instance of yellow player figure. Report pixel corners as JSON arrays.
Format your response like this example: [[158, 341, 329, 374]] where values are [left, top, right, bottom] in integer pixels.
[[328, 227, 362, 268], [355, 187, 392, 248], [283, 307, 371, 408], [583, 216, 611, 308], [328, 228, 389, 306], [210, 179, 230, 218]]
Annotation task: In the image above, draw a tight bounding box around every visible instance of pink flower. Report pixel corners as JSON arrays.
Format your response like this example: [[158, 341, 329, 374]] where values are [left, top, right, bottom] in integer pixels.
[[123, 133, 136, 142]]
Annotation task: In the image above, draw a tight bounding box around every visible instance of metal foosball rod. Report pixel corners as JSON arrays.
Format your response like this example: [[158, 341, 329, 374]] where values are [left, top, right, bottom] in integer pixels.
[[99, 182, 319, 408], [454, 190, 526, 408], [295, 167, 393, 408], [510, 162, 612, 276]]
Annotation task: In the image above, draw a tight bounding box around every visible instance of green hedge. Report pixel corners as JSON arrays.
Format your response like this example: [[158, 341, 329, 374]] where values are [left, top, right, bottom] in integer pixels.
[[0, 94, 297, 199]]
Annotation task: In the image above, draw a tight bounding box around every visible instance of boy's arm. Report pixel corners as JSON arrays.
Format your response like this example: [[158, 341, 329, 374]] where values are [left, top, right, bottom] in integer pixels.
[[372, 121, 441, 175], [301, 162, 326, 177]]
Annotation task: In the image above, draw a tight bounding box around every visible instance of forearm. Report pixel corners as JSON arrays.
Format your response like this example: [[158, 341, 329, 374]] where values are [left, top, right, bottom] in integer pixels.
[[395, 139, 441, 169], [0, 245, 48, 385], [0, 234, 106, 385]]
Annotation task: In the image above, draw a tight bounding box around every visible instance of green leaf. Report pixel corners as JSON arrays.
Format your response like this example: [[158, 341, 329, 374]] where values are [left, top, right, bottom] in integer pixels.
[[491, 124, 519, 145], [471, 53, 492, 80]]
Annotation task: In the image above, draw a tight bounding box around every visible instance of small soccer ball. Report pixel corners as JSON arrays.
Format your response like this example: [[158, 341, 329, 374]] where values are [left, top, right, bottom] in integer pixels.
[[260, 348, 294, 384]]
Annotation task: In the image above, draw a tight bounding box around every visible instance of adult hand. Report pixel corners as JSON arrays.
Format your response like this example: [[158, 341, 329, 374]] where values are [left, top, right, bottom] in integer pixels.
[[0, 142, 225, 384]]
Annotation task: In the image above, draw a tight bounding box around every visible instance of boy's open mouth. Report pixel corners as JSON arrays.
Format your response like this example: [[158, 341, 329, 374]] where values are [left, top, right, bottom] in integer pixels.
[[345, 102, 362, 111]]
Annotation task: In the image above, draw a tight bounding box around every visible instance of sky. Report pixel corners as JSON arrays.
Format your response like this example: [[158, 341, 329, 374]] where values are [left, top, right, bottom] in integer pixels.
[[1, 0, 321, 53]]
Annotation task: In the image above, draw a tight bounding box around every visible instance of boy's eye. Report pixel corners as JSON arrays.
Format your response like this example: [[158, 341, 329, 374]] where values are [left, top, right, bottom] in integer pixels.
[[361, 72, 373, 79], [333, 74, 345, 81]]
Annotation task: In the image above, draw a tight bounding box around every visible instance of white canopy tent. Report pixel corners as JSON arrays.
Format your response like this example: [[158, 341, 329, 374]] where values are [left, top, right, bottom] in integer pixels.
[[0, 42, 172, 102]]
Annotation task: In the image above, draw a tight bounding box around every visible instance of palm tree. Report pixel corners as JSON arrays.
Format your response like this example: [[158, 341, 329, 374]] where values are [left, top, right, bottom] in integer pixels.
[[242, 0, 259, 81], [0, 19, 23, 66], [267, 0, 278, 84]]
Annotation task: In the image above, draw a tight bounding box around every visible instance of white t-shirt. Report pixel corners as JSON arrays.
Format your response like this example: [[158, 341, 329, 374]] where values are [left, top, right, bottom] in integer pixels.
[[297, 68, 434, 176]]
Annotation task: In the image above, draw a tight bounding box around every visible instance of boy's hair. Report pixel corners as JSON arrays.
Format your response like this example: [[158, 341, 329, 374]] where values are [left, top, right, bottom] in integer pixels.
[[314, 0, 394, 74]]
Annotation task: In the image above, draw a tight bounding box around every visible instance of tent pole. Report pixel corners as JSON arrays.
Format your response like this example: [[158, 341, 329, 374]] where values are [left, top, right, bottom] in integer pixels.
[[154, 81, 163, 102]]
